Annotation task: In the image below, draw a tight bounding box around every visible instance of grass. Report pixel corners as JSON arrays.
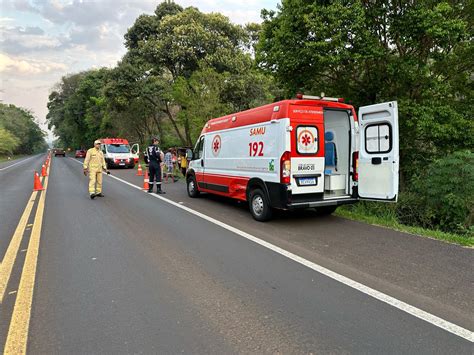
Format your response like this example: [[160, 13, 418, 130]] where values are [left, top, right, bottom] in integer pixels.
[[335, 205, 473, 247]]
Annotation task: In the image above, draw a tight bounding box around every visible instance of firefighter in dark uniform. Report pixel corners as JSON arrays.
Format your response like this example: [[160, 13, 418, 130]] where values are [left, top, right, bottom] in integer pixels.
[[146, 137, 165, 194]]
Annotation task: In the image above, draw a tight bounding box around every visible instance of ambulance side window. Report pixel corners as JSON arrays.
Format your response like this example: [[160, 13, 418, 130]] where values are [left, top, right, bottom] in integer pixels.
[[194, 136, 204, 160], [365, 123, 392, 154]]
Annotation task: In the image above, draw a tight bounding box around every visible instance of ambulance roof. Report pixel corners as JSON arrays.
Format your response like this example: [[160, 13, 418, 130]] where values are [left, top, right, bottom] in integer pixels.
[[100, 138, 129, 145], [201, 99, 354, 134]]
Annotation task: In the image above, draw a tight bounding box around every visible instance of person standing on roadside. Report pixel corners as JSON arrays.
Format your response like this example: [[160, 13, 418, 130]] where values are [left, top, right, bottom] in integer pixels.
[[146, 137, 165, 194], [180, 153, 187, 177], [83, 139, 109, 199], [164, 149, 176, 183]]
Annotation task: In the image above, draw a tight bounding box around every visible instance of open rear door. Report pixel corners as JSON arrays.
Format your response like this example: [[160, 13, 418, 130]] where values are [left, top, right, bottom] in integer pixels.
[[358, 101, 399, 201]]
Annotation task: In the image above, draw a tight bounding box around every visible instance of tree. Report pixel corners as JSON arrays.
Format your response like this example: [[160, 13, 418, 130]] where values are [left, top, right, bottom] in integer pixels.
[[122, 2, 275, 145], [0, 128, 20, 155], [0, 103, 47, 154], [257, 0, 473, 183], [47, 1, 276, 149]]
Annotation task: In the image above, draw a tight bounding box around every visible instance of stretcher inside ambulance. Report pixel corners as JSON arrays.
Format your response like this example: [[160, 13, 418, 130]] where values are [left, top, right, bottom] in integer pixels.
[[186, 95, 399, 221], [100, 138, 138, 169]]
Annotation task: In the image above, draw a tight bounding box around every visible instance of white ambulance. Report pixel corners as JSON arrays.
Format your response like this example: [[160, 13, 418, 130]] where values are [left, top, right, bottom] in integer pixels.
[[186, 95, 399, 221], [99, 138, 138, 169]]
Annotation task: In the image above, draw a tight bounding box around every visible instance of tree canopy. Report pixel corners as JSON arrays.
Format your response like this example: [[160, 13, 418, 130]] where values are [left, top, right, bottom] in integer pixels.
[[257, 0, 473, 182], [0, 103, 47, 155], [47, 2, 274, 148]]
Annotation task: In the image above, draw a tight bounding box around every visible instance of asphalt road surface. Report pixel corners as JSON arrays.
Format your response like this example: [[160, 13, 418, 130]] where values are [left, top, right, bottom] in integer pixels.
[[1, 155, 472, 353]]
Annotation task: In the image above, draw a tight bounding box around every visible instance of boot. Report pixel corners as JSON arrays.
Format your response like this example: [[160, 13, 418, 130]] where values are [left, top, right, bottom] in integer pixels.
[[90, 194, 96, 199], [156, 189, 166, 194], [96, 193, 104, 197]]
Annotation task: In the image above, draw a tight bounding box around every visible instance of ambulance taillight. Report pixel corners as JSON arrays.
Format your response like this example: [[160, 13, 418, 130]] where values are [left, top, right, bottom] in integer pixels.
[[352, 151, 359, 181], [280, 151, 291, 184]]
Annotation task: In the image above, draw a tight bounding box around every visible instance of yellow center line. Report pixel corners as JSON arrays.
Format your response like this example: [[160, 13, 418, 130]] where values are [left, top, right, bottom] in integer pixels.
[[0, 190, 38, 303], [4, 160, 51, 354]]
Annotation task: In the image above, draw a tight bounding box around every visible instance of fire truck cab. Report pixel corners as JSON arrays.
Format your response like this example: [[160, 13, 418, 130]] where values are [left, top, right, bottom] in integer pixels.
[[186, 96, 399, 221], [100, 138, 137, 169]]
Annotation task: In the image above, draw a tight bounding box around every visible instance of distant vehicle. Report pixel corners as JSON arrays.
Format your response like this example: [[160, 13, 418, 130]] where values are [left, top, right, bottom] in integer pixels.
[[53, 148, 66, 157], [75, 149, 86, 158], [186, 95, 399, 221], [99, 138, 136, 169]]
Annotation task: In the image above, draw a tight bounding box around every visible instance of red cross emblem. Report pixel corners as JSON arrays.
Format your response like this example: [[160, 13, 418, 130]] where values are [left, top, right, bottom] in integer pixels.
[[301, 133, 312, 146], [212, 135, 221, 156], [297, 129, 316, 152]]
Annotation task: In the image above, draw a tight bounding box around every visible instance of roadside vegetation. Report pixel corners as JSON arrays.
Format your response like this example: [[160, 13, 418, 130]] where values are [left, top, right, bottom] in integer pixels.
[[45, 1, 473, 242], [0, 104, 48, 158]]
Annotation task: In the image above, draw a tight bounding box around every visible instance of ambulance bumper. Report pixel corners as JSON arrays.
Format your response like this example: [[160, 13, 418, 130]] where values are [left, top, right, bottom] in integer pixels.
[[106, 158, 135, 168], [286, 197, 358, 209], [265, 182, 358, 209]]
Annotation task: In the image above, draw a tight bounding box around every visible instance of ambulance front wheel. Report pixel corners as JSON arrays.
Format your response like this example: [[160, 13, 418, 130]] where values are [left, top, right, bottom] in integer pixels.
[[249, 188, 272, 222], [187, 176, 200, 198]]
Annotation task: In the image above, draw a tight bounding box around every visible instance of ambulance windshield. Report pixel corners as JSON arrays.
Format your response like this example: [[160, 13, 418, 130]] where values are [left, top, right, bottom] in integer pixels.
[[107, 144, 130, 153]]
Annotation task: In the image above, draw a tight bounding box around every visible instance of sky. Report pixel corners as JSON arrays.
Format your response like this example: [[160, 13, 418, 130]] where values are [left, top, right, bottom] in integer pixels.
[[0, 0, 279, 142]]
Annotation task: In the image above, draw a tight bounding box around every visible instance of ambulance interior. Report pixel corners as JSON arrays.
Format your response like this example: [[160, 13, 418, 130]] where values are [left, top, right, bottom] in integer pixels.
[[323, 110, 350, 198]]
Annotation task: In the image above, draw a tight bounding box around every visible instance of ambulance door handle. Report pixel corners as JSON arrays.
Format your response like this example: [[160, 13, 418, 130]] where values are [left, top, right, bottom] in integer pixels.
[[200, 160, 204, 167], [371, 157, 382, 165]]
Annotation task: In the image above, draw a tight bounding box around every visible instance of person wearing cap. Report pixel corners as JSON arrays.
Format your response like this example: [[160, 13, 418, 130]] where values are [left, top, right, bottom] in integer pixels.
[[146, 137, 165, 194], [83, 139, 109, 199]]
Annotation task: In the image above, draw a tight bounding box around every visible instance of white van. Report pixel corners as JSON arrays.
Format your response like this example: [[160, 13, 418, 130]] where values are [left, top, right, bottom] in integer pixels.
[[100, 138, 137, 169], [186, 95, 399, 221]]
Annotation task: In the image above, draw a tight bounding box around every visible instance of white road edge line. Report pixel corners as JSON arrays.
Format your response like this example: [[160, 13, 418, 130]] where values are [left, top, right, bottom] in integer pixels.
[[0, 155, 38, 171], [71, 157, 474, 342]]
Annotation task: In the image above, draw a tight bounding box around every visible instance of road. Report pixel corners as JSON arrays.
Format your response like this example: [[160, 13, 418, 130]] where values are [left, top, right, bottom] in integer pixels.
[[1, 154, 472, 353]]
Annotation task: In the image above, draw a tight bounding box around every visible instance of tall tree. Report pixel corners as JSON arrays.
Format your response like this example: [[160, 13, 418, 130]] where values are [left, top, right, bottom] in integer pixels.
[[0, 103, 47, 154], [257, 0, 473, 182]]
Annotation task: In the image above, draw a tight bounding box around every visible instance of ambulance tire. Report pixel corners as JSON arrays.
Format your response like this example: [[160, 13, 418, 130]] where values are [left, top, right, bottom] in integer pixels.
[[314, 205, 338, 215], [249, 188, 272, 222], [187, 176, 200, 198]]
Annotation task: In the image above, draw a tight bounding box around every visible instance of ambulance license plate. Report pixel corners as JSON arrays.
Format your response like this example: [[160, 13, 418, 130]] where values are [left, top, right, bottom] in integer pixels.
[[298, 177, 316, 186]]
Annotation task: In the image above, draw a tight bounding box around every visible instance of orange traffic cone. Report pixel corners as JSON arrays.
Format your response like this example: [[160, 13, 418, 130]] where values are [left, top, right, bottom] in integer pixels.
[[33, 171, 44, 191], [41, 164, 48, 177], [142, 169, 149, 190], [136, 163, 143, 176]]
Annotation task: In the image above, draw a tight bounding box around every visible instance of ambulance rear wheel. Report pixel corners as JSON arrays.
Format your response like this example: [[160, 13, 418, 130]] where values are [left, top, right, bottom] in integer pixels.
[[187, 176, 200, 198], [249, 188, 272, 221]]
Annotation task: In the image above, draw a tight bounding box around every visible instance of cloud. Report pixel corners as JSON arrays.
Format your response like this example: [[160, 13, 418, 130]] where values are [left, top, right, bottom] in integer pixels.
[[0, 53, 67, 75], [0, 25, 60, 54], [17, 0, 156, 27], [0, 17, 16, 24]]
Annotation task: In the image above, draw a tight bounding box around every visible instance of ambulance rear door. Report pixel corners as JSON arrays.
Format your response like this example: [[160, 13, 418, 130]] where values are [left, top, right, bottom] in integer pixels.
[[358, 101, 399, 201], [289, 105, 325, 194]]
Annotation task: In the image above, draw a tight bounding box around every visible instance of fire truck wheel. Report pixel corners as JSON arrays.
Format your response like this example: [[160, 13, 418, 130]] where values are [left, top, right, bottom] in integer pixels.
[[187, 176, 200, 198], [249, 188, 272, 221], [314, 205, 338, 215]]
